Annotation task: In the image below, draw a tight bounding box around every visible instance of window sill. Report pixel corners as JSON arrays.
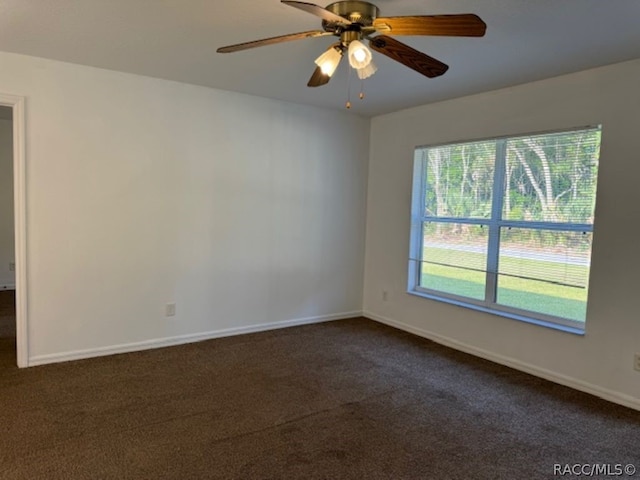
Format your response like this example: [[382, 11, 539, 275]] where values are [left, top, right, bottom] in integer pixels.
[[407, 289, 586, 336]]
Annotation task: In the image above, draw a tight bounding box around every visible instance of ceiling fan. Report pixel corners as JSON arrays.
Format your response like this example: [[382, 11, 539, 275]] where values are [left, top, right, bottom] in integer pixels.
[[217, 1, 486, 89]]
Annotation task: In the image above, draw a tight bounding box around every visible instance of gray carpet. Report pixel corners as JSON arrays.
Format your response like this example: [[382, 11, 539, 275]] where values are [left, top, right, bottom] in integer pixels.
[[1, 309, 639, 479]]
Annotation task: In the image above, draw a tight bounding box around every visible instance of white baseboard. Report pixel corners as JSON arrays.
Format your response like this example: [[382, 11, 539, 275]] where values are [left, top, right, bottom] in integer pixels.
[[0, 283, 15, 290], [28, 311, 362, 367], [364, 310, 640, 412]]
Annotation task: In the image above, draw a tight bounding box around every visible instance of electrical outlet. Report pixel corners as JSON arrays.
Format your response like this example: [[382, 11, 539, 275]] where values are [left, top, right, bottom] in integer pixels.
[[634, 354, 640, 372], [382, 290, 388, 301], [9, 262, 15, 272], [165, 303, 176, 317]]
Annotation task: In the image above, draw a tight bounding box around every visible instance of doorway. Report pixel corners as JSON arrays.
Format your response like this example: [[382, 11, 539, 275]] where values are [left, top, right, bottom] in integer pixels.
[[0, 105, 16, 364], [0, 94, 27, 367]]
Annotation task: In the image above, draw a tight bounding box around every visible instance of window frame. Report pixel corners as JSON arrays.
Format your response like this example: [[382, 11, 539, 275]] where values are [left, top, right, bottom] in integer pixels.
[[408, 126, 601, 334]]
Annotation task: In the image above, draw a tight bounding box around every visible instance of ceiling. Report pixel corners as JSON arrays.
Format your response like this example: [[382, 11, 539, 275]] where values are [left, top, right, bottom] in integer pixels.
[[0, 0, 639, 117]]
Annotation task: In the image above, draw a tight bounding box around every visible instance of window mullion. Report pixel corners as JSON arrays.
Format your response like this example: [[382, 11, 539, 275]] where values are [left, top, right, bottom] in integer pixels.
[[485, 139, 508, 305]]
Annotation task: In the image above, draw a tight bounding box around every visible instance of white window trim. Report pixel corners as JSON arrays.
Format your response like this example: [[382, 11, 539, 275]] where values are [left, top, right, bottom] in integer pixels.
[[408, 126, 601, 335]]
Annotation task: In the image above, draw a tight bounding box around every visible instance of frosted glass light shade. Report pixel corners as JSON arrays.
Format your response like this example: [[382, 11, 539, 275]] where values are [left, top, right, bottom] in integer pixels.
[[314, 47, 342, 77], [356, 60, 377, 79], [348, 40, 372, 69]]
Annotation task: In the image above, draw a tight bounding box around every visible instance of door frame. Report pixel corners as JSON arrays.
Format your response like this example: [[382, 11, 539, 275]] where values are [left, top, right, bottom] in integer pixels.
[[0, 93, 27, 367]]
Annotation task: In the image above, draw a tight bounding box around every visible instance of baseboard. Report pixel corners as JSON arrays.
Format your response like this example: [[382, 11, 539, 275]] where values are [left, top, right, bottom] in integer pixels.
[[28, 310, 362, 367], [364, 310, 640, 412], [0, 283, 15, 290]]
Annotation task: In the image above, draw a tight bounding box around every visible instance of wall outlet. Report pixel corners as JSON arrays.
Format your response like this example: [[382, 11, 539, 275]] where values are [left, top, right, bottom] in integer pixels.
[[382, 290, 389, 302], [165, 303, 176, 317], [634, 354, 640, 372], [9, 262, 15, 272]]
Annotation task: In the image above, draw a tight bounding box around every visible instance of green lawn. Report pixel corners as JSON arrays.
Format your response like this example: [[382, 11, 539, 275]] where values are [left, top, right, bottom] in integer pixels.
[[421, 248, 588, 322]]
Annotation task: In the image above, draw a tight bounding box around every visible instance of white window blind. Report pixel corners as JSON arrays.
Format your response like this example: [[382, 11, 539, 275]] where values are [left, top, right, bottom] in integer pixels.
[[409, 127, 601, 332]]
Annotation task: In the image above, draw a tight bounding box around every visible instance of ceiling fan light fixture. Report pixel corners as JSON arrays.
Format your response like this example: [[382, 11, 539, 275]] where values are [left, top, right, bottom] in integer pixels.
[[356, 59, 377, 79], [218, 1, 487, 92], [314, 46, 342, 77], [348, 40, 372, 69]]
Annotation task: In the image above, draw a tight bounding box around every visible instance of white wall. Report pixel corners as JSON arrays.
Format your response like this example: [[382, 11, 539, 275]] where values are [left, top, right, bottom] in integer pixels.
[[5, 48, 638, 409], [0, 52, 369, 364], [364, 58, 640, 408], [0, 115, 14, 289]]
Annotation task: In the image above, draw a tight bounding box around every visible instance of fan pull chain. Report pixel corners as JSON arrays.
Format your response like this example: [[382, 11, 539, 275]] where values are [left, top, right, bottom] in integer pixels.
[[346, 68, 369, 107], [346, 64, 352, 109]]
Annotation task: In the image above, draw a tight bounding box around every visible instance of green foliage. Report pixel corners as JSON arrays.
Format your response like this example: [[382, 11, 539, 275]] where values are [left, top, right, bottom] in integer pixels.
[[421, 259, 588, 322], [423, 247, 590, 291], [419, 128, 601, 252], [424, 141, 495, 218], [504, 130, 600, 224], [417, 128, 600, 321]]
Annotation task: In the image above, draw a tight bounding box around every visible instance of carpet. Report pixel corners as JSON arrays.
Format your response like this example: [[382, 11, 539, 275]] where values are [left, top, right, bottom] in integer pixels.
[[1, 317, 638, 479]]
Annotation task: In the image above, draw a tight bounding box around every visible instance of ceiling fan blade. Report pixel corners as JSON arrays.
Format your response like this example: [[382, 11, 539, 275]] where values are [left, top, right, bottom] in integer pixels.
[[369, 36, 449, 78], [217, 30, 327, 53], [307, 66, 331, 87], [373, 14, 486, 37], [281, 1, 349, 24]]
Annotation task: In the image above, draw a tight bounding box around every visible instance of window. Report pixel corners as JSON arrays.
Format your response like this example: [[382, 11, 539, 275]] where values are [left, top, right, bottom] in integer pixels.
[[408, 127, 601, 333]]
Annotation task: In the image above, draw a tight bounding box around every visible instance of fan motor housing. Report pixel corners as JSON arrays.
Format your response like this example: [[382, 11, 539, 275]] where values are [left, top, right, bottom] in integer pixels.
[[322, 1, 380, 31]]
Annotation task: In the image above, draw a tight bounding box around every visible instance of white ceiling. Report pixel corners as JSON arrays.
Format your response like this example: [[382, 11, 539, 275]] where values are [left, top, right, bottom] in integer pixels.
[[0, 0, 639, 117]]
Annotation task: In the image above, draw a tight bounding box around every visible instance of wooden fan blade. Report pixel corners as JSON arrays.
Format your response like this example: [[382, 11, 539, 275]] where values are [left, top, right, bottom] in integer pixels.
[[369, 36, 449, 78], [307, 66, 331, 87], [217, 30, 327, 53], [281, 1, 349, 24], [373, 14, 486, 37]]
